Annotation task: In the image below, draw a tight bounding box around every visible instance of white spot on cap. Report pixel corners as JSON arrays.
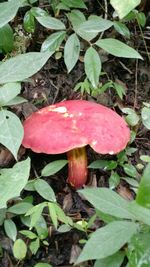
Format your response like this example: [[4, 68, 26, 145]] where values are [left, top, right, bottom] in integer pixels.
[[53, 106, 67, 113], [109, 151, 114, 155], [79, 112, 82, 116], [92, 140, 97, 146]]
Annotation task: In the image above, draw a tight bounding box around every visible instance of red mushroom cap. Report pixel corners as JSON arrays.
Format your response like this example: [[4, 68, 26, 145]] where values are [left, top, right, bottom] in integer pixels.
[[22, 100, 130, 155]]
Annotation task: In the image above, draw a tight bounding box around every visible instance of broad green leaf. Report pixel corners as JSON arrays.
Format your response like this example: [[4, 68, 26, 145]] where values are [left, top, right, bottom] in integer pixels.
[[136, 164, 150, 208], [128, 201, 150, 226], [0, 110, 23, 159], [48, 202, 58, 229], [7, 202, 33, 214], [88, 159, 109, 169], [34, 263, 52, 267], [41, 160, 68, 176], [64, 33, 80, 72], [20, 230, 37, 239], [110, 0, 141, 19], [41, 31, 66, 52], [94, 252, 125, 267], [140, 155, 150, 163], [0, 158, 30, 209], [0, 0, 22, 28], [76, 220, 138, 263], [95, 38, 142, 59], [84, 47, 101, 88], [30, 7, 48, 17], [68, 10, 86, 29], [30, 238, 40, 254], [0, 83, 21, 107], [4, 219, 17, 241], [79, 188, 134, 219], [13, 239, 27, 260], [35, 215, 48, 239], [0, 52, 52, 84], [141, 107, 150, 130], [123, 164, 138, 178], [78, 16, 113, 35], [34, 179, 56, 202], [0, 24, 13, 53], [23, 10, 35, 33], [6, 96, 27, 106], [61, 0, 86, 8], [36, 16, 66, 30]]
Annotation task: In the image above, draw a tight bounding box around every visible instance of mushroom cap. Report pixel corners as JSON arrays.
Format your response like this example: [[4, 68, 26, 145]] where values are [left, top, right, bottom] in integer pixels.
[[22, 100, 130, 155]]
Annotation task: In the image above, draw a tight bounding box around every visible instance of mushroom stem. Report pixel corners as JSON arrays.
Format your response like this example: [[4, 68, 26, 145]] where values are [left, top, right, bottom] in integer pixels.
[[67, 147, 88, 188]]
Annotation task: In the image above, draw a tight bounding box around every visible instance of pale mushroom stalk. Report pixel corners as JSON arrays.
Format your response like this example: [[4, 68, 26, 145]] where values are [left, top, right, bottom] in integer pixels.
[[67, 147, 88, 188]]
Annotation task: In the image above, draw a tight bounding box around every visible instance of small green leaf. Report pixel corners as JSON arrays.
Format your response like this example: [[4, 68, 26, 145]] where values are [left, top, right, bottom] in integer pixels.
[[6, 96, 27, 106], [141, 107, 150, 130], [123, 164, 137, 178], [84, 47, 101, 88], [34, 263, 52, 267], [23, 10, 35, 33], [113, 21, 130, 37], [76, 221, 138, 263], [0, 83, 21, 107], [64, 33, 80, 72], [122, 107, 140, 126], [95, 38, 142, 59], [0, 52, 53, 84], [94, 252, 125, 267], [30, 238, 40, 255], [110, 0, 141, 19], [34, 179, 56, 202], [61, 0, 86, 9], [13, 239, 27, 260], [109, 172, 120, 189], [4, 219, 17, 241], [48, 202, 58, 229], [41, 31, 66, 52], [31, 7, 48, 17], [8, 202, 33, 215], [36, 16, 66, 30], [79, 188, 134, 219], [0, 24, 13, 53], [26, 203, 46, 228], [136, 164, 150, 208], [88, 160, 109, 169], [140, 155, 150, 163], [0, 110, 23, 159], [41, 160, 68, 176], [20, 230, 37, 239]]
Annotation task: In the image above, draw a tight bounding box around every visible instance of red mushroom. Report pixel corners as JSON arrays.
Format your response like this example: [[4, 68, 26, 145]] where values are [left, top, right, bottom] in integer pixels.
[[22, 100, 130, 188]]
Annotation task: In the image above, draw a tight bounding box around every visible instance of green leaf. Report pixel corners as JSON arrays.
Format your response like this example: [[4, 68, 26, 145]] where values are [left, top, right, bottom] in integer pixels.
[[94, 252, 125, 267], [8, 202, 33, 215], [113, 21, 130, 38], [113, 82, 126, 100], [136, 164, 150, 208], [123, 164, 137, 178], [26, 203, 46, 228], [34, 215, 48, 239], [34, 179, 56, 202], [88, 159, 109, 169], [0, 0, 21, 28], [109, 172, 120, 189], [79, 188, 134, 219], [36, 16, 66, 30], [41, 31, 66, 52], [64, 33, 80, 73], [78, 16, 113, 38], [6, 96, 27, 106], [68, 10, 86, 29], [110, 0, 141, 19], [61, 0, 86, 8], [141, 107, 150, 130], [76, 220, 138, 263], [0, 52, 52, 84], [48, 202, 58, 229], [34, 263, 52, 267], [4, 219, 17, 241], [30, 238, 40, 254], [0, 24, 13, 53], [95, 38, 142, 59], [41, 160, 68, 176], [20, 230, 37, 239], [23, 10, 35, 33], [140, 155, 150, 163], [0, 158, 30, 209], [84, 47, 101, 88], [30, 7, 48, 17], [0, 83, 21, 107], [128, 201, 150, 226], [0, 110, 23, 159], [13, 239, 27, 260], [122, 107, 140, 126]]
